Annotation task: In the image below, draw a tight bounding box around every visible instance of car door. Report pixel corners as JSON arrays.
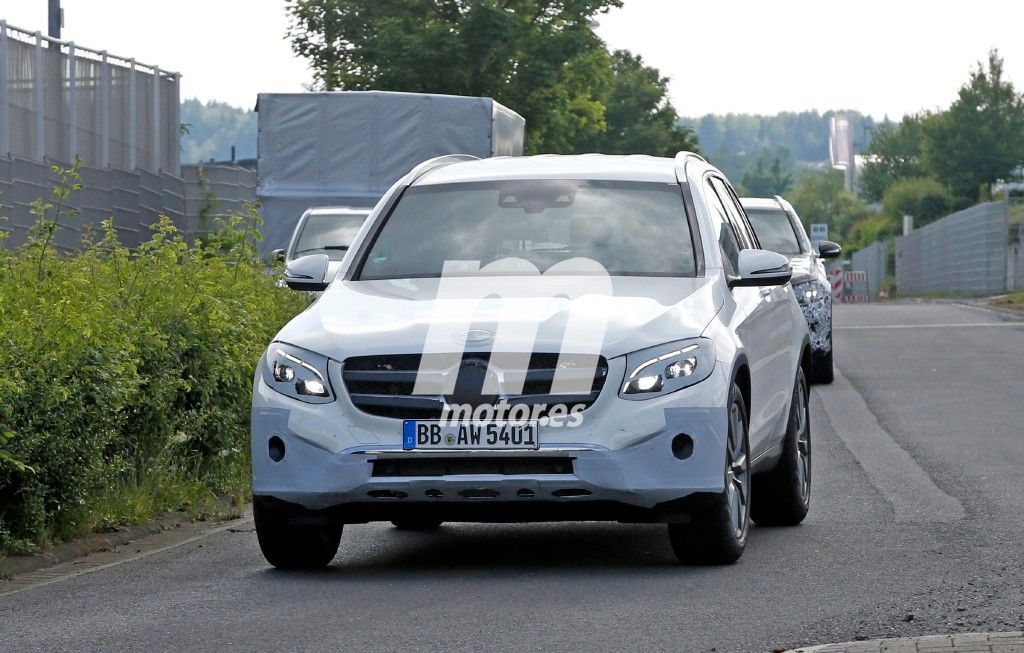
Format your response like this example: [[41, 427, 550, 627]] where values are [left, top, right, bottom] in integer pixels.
[[707, 177, 792, 454]]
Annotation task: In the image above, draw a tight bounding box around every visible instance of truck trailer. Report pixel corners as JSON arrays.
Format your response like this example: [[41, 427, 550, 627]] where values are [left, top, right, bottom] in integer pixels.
[[256, 91, 525, 252]]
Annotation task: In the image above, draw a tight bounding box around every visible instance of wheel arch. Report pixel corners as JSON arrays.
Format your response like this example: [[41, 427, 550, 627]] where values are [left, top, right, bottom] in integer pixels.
[[730, 354, 751, 416]]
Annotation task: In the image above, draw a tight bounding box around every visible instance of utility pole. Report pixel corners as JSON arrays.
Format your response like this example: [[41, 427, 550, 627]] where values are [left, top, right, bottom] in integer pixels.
[[48, 0, 62, 39]]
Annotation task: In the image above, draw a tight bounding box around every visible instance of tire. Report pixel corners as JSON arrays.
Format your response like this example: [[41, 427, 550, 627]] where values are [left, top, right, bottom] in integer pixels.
[[751, 367, 812, 526], [254, 499, 342, 569], [668, 382, 750, 565], [391, 518, 443, 531], [810, 348, 834, 385]]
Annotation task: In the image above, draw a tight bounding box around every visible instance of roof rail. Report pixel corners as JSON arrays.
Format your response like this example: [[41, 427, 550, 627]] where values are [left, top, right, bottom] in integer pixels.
[[407, 154, 480, 184], [673, 151, 707, 184]]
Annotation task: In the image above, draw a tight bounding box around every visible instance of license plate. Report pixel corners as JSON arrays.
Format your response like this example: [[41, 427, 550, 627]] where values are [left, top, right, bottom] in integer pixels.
[[402, 420, 539, 450]]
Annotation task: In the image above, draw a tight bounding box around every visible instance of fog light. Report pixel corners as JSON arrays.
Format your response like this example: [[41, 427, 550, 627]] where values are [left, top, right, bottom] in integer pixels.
[[671, 433, 694, 460], [268, 435, 286, 462]]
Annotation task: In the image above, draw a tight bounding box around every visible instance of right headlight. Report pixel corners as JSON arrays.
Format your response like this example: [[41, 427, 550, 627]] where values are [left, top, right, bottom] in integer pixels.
[[261, 342, 335, 404], [619, 338, 717, 400], [794, 279, 827, 306]]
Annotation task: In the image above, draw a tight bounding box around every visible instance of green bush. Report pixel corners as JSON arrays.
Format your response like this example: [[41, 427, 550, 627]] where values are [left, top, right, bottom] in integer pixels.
[[845, 213, 899, 252], [0, 164, 305, 553], [881, 177, 952, 226]]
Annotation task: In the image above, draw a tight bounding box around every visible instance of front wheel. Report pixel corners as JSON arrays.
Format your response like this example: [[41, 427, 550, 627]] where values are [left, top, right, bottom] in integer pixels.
[[668, 382, 750, 565], [751, 367, 812, 526], [254, 499, 342, 569]]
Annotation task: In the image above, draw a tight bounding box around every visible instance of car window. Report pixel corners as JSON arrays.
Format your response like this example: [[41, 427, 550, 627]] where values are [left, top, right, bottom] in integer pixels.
[[357, 180, 697, 279], [292, 212, 370, 261], [745, 208, 805, 256], [704, 180, 741, 276], [710, 178, 758, 249]]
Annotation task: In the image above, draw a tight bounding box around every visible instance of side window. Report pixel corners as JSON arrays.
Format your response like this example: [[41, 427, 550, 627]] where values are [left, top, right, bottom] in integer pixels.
[[704, 180, 741, 275], [723, 182, 763, 249], [710, 177, 756, 249]]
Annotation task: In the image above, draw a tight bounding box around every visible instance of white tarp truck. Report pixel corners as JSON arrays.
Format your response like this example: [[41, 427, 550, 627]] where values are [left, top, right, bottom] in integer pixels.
[[255, 91, 526, 253]]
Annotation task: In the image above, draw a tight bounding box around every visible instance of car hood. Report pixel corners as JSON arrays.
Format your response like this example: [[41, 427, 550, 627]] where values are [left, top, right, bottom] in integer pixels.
[[276, 275, 722, 360]]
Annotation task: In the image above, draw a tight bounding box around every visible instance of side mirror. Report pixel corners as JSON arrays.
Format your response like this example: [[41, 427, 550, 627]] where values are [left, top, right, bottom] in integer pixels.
[[816, 240, 842, 259], [733, 249, 792, 287], [284, 254, 330, 291], [270, 248, 286, 263]]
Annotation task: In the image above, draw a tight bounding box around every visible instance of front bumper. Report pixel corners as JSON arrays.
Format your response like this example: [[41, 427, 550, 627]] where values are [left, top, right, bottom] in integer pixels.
[[251, 357, 732, 522]]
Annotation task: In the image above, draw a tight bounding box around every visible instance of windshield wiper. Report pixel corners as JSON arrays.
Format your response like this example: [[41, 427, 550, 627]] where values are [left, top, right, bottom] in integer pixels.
[[294, 245, 349, 255]]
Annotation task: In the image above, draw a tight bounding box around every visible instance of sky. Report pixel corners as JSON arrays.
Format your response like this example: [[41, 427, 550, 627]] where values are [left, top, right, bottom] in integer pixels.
[[4, 0, 1024, 118]]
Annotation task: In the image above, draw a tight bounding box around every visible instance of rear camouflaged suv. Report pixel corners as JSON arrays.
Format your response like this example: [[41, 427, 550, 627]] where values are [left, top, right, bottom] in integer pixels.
[[253, 153, 814, 568], [741, 196, 841, 384]]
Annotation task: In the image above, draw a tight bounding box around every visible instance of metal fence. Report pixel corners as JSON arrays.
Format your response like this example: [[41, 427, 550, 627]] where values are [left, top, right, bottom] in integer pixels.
[[851, 240, 887, 300], [0, 20, 180, 173], [895, 202, 1008, 296], [0, 156, 255, 249]]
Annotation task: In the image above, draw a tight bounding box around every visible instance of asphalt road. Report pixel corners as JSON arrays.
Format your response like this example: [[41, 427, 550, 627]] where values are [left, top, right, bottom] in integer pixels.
[[3, 301, 1023, 653]]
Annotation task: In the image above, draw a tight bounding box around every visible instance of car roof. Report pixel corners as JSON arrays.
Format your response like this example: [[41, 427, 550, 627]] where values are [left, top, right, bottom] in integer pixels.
[[416, 154, 680, 186]]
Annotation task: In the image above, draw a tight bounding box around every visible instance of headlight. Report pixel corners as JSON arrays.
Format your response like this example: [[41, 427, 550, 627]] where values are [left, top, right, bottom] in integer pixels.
[[619, 338, 716, 400], [262, 343, 335, 403], [794, 280, 827, 305]]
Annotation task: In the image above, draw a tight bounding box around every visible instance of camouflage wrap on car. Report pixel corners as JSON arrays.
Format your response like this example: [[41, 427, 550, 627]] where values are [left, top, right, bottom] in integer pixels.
[[800, 284, 832, 354]]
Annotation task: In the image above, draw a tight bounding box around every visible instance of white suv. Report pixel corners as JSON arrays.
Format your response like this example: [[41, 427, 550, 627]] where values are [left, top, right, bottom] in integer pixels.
[[253, 152, 813, 567]]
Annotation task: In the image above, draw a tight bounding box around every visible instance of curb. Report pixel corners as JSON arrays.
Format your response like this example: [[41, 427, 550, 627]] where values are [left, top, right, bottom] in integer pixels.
[[786, 631, 1024, 652], [0, 504, 243, 579]]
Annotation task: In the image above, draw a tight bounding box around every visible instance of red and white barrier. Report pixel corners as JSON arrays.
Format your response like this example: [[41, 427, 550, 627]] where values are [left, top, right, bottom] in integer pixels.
[[830, 269, 844, 302], [830, 270, 869, 303]]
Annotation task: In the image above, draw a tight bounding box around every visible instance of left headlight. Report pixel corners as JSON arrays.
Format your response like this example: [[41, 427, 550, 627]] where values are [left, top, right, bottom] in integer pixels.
[[262, 343, 335, 403], [794, 279, 827, 306], [619, 338, 716, 400]]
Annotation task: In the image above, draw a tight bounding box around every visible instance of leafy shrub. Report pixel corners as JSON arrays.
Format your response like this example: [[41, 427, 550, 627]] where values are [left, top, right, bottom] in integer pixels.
[[845, 213, 900, 252], [0, 164, 305, 552], [881, 177, 952, 226]]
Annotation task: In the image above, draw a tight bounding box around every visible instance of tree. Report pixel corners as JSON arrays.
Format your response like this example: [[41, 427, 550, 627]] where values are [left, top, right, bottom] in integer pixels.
[[180, 99, 257, 163], [925, 50, 1024, 201], [286, 0, 622, 153], [859, 114, 932, 202], [788, 169, 869, 239], [574, 50, 699, 156], [881, 177, 951, 226], [738, 147, 793, 197]]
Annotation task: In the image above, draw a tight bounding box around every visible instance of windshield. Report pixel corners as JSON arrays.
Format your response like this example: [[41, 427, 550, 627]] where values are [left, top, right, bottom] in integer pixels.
[[357, 180, 696, 280], [292, 212, 370, 261], [744, 208, 805, 256]]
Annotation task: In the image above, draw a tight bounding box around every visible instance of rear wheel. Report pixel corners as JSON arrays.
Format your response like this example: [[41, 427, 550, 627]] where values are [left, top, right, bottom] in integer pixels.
[[751, 367, 812, 526], [254, 499, 342, 569], [668, 382, 750, 565], [391, 518, 443, 531]]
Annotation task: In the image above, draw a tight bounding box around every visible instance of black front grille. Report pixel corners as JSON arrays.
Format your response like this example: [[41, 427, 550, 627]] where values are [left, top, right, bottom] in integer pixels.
[[342, 352, 608, 419], [371, 457, 574, 477]]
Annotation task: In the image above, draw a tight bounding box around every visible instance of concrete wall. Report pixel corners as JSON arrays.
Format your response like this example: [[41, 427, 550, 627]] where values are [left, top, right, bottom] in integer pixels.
[[895, 202, 1008, 296]]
